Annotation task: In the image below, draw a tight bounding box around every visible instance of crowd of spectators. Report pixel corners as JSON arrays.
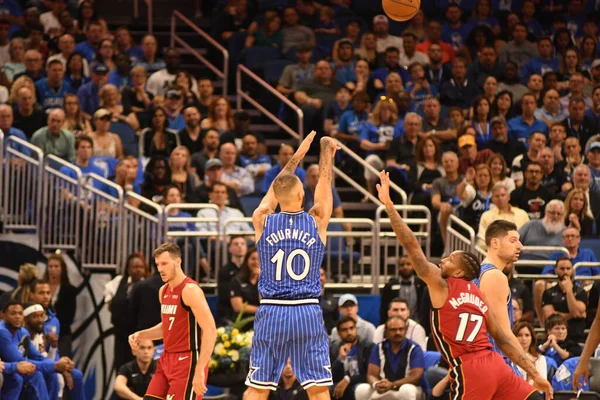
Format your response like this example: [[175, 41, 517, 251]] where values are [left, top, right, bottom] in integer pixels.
[[3, 0, 600, 398]]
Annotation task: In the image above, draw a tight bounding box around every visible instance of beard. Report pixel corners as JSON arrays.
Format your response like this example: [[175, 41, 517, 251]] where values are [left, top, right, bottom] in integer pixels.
[[542, 218, 565, 234]]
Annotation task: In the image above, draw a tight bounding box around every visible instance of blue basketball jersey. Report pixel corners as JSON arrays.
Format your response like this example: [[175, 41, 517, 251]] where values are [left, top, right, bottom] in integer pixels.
[[472, 263, 514, 357], [35, 78, 73, 111], [257, 211, 325, 301]]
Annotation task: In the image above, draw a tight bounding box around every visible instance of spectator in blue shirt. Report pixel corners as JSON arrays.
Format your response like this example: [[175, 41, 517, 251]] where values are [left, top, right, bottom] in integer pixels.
[[262, 144, 306, 193], [59, 135, 110, 194], [331, 39, 356, 85], [74, 21, 102, 63], [115, 26, 143, 63], [520, 37, 559, 83], [324, 85, 352, 136], [354, 316, 425, 399], [107, 52, 132, 91], [0, 0, 23, 36], [77, 61, 109, 118], [442, 5, 473, 52], [540, 227, 599, 276], [35, 59, 74, 111], [0, 104, 30, 157], [372, 47, 411, 92], [133, 34, 166, 75], [508, 93, 549, 147], [405, 62, 438, 112], [163, 87, 185, 131], [239, 132, 274, 193], [163, 186, 196, 231]]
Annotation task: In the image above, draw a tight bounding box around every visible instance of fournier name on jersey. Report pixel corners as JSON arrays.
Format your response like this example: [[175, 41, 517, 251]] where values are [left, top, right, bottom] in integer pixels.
[[264, 226, 318, 248], [448, 288, 489, 314]]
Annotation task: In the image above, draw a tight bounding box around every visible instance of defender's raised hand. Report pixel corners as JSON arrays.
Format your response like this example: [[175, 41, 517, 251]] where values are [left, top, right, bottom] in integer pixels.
[[376, 171, 393, 207], [297, 131, 317, 158]]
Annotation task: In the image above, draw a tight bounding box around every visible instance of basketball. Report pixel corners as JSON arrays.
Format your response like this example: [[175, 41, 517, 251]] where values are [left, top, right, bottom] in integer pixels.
[[382, 0, 421, 21]]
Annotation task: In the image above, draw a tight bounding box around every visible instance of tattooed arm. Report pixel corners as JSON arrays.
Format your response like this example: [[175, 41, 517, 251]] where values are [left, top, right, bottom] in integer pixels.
[[253, 131, 316, 241], [309, 137, 336, 244]]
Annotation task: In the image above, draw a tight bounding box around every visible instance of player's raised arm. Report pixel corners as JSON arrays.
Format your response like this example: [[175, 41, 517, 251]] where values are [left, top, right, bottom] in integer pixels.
[[376, 171, 447, 293], [487, 307, 554, 399], [252, 131, 317, 241], [309, 137, 336, 243], [573, 302, 600, 390], [182, 283, 217, 397]]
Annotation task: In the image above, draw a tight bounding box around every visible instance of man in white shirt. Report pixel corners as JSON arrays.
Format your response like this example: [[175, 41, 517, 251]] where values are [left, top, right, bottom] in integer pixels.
[[39, 0, 66, 36], [330, 294, 376, 344], [0, 21, 10, 67], [146, 48, 198, 97], [373, 14, 403, 55], [373, 298, 427, 350], [399, 32, 429, 68], [195, 182, 252, 236], [47, 33, 90, 76]]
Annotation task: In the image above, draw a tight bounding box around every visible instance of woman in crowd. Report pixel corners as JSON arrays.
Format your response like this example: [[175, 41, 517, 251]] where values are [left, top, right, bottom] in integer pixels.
[[122, 65, 153, 114], [200, 96, 234, 134], [355, 32, 380, 71], [346, 59, 370, 95], [77, 0, 97, 32], [487, 153, 515, 193], [169, 146, 200, 201], [408, 136, 444, 207], [463, 25, 495, 63], [99, 83, 140, 131], [457, 164, 493, 229], [63, 94, 92, 136], [553, 28, 576, 60], [139, 107, 180, 158], [514, 322, 548, 385], [482, 75, 498, 105], [0, 37, 26, 86], [89, 108, 124, 158], [0, 263, 38, 307], [44, 252, 77, 357], [141, 156, 172, 203], [8, 75, 35, 104], [490, 90, 514, 120], [580, 35, 598, 71], [94, 38, 116, 72], [557, 48, 590, 90], [245, 14, 283, 49], [65, 52, 90, 90], [471, 96, 493, 147], [229, 247, 260, 325], [564, 188, 596, 236], [174, 71, 200, 109], [104, 252, 149, 371]]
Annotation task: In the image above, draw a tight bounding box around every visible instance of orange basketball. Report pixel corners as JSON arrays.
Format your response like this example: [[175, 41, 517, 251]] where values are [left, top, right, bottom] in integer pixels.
[[382, 0, 421, 22]]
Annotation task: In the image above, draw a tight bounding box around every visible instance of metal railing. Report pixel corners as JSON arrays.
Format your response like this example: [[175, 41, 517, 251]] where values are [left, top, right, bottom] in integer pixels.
[[335, 140, 407, 207], [0, 130, 4, 213], [171, 10, 229, 95], [122, 191, 163, 273], [374, 205, 432, 293], [2, 136, 44, 234], [518, 262, 600, 281], [133, 0, 153, 34], [80, 174, 124, 270], [236, 64, 303, 143], [41, 155, 82, 257], [446, 214, 475, 256]]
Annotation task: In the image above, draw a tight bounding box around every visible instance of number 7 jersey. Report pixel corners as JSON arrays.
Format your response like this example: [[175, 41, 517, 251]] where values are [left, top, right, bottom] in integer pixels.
[[430, 277, 493, 367], [257, 211, 325, 301]]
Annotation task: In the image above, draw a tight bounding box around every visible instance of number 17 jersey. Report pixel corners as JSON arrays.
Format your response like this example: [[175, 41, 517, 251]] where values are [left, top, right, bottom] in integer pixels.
[[257, 211, 325, 301], [430, 277, 493, 367]]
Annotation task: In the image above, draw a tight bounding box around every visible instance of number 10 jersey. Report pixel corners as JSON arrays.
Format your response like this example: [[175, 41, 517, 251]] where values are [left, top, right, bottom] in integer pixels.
[[257, 211, 325, 301]]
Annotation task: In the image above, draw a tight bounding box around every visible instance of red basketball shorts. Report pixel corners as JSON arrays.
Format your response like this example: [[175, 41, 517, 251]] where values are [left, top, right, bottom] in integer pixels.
[[145, 351, 208, 400], [449, 351, 537, 400]]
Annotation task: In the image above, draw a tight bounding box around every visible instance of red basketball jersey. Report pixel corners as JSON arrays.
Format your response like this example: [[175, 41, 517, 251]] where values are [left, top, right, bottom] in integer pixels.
[[430, 277, 493, 367], [160, 276, 202, 353]]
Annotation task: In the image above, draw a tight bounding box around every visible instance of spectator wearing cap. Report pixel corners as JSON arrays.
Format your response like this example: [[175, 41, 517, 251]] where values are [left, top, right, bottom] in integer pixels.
[[276, 43, 314, 96], [262, 143, 306, 193], [219, 142, 254, 197], [35, 59, 73, 111], [562, 97, 597, 148], [281, 7, 315, 54], [587, 142, 600, 188], [13, 49, 45, 83], [188, 158, 243, 211], [330, 294, 376, 343], [439, 58, 480, 111], [466, 45, 504, 88], [77, 61, 109, 118], [511, 131, 547, 187], [520, 37, 559, 83], [399, 32, 429, 68], [331, 39, 355, 85], [74, 21, 102, 63], [31, 108, 75, 162], [457, 133, 493, 175], [484, 116, 526, 166], [507, 92, 548, 147], [90, 108, 123, 158], [147, 49, 198, 98], [372, 14, 403, 55], [371, 47, 410, 94], [163, 86, 185, 131]]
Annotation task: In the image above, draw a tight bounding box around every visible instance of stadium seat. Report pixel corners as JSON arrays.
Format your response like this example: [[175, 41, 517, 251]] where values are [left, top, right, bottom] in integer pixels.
[[315, 33, 341, 57], [327, 223, 360, 264], [422, 351, 442, 394], [110, 122, 136, 147], [263, 59, 292, 85], [241, 46, 281, 71], [123, 143, 139, 157], [580, 238, 600, 261], [240, 195, 262, 217], [228, 31, 248, 64]]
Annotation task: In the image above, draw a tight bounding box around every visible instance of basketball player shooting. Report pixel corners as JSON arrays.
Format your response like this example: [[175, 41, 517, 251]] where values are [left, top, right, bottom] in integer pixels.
[[128, 243, 217, 399], [376, 171, 553, 399], [245, 131, 335, 400]]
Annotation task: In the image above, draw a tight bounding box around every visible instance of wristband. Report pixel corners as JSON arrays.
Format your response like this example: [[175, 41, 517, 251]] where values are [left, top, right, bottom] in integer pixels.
[[344, 376, 351, 383], [372, 381, 379, 389]]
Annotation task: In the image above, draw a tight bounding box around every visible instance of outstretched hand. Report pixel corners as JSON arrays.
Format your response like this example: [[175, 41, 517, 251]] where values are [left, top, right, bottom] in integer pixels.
[[376, 170, 393, 207], [297, 131, 317, 158], [320, 136, 337, 159]]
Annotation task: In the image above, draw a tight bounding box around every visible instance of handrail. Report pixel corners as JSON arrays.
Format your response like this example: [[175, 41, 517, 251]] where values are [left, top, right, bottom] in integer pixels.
[[133, 0, 153, 34], [171, 10, 229, 95], [237, 64, 303, 143], [333, 165, 381, 206], [520, 246, 570, 255], [334, 139, 407, 206], [446, 214, 476, 250], [0, 129, 4, 212]]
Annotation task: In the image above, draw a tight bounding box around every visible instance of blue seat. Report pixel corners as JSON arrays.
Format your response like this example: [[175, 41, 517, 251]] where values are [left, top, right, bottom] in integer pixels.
[[242, 46, 281, 71], [315, 33, 341, 57], [228, 31, 248, 64], [422, 351, 442, 394], [327, 222, 360, 263], [123, 143, 139, 157], [110, 122, 136, 146], [581, 238, 600, 261], [263, 59, 292, 85], [240, 196, 262, 217]]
